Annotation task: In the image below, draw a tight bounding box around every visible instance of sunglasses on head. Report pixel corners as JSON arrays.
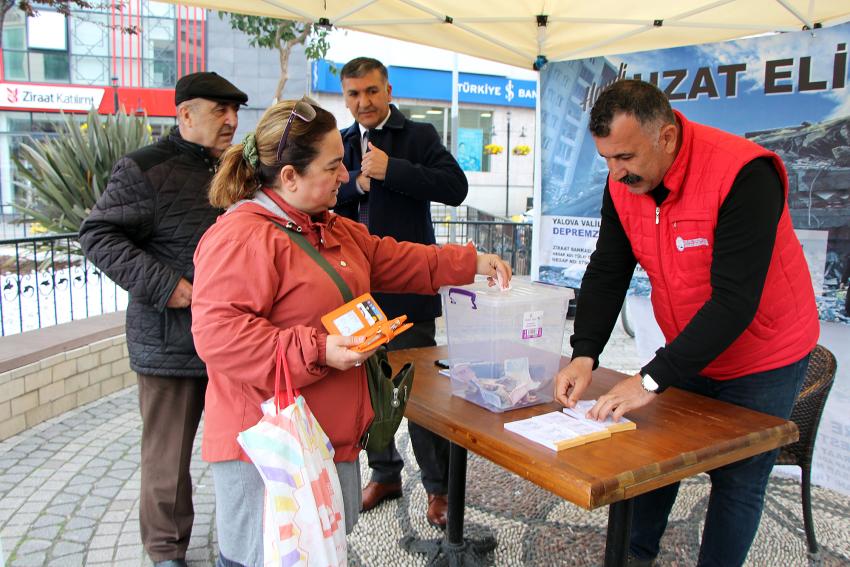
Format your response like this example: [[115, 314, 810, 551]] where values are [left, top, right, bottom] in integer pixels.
[[275, 96, 319, 164]]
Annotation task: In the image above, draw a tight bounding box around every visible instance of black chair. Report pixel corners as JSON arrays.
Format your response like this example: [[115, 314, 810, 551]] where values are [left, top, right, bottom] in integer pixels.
[[775, 344, 838, 556]]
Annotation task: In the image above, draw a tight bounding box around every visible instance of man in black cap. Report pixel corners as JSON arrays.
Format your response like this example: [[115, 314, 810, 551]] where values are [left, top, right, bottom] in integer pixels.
[[80, 71, 247, 567]]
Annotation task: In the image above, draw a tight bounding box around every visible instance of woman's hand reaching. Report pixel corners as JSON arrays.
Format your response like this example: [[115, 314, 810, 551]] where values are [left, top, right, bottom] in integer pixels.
[[475, 253, 513, 289]]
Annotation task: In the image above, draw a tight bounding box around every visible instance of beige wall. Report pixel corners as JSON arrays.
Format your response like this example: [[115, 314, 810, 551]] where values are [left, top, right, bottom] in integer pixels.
[[0, 331, 132, 441]]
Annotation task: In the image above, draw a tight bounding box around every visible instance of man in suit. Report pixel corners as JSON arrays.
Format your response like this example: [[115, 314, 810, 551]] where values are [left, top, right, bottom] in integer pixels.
[[335, 57, 468, 528]]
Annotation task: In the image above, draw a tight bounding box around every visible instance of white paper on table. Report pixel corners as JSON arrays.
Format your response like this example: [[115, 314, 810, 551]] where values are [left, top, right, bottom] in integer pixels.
[[562, 399, 635, 431], [504, 411, 609, 450]]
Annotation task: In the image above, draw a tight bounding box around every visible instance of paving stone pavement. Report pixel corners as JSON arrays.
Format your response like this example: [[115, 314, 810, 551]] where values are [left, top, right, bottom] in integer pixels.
[[1, 319, 848, 566]]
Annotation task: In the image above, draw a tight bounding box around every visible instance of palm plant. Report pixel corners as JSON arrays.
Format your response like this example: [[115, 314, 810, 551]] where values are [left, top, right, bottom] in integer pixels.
[[12, 108, 153, 233]]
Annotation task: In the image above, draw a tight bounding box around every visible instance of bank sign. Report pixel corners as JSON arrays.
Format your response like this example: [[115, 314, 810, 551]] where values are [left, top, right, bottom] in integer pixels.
[[456, 73, 537, 108], [1, 83, 105, 112], [312, 61, 536, 108]]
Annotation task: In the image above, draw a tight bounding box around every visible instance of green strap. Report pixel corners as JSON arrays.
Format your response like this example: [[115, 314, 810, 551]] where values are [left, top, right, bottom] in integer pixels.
[[269, 219, 354, 303]]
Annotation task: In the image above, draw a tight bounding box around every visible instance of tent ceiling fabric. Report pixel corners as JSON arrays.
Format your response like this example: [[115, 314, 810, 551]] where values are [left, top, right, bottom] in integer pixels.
[[172, 0, 850, 68]]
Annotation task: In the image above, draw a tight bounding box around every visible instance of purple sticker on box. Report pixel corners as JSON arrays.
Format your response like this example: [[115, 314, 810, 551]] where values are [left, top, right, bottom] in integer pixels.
[[522, 328, 542, 339], [521, 310, 544, 340]]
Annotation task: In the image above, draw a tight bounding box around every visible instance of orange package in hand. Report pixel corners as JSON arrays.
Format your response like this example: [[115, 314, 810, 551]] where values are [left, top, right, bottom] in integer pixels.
[[321, 293, 413, 353]]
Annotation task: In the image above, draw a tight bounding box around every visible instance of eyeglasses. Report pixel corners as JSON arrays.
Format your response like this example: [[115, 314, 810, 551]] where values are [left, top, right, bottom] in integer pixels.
[[275, 96, 319, 164]]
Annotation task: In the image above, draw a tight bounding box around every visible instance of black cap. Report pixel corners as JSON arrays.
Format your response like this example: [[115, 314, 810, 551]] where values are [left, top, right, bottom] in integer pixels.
[[174, 72, 248, 106]]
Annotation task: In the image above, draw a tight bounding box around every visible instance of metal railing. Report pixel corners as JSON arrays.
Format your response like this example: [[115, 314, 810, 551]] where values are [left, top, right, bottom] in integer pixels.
[[433, 220, 532, 275], [0, 217, 532, 336], [0, 234, 127, 337], [430, 204, 533, 275]]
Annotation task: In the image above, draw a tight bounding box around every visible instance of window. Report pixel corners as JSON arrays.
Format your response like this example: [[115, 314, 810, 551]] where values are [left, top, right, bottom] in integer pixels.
[[457, 109, 494, 172], [579, 64, 595, 84], [1, 112, 82, 209], [397, 105, 447, 144], [145, 1, 175, 18], [27, 11, 67, 50], [554, 93, 564, 109], [571, 82, 587, 102], [28, 51, 70, 82], [71, 15, 109, 57], [1, 111, 173, 210], [3, 9, 27, 50], [72, 56, 109, 84], [70, 14, 110, 85], [552, 163, 566, 178], [2, 3, 184, 88], [4, 52, 28, 81], [143, 16, 177, 88], [3, 9, 71, 83]]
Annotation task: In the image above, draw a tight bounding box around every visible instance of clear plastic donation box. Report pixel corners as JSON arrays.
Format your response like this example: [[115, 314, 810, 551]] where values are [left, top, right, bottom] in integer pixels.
[[440, 278, 573, 413]]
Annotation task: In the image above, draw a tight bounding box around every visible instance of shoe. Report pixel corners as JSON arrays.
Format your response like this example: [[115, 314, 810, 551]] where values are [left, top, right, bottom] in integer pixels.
[[426, 493, 448, 529], [361, 481, 403, 512], [154, 560, 189, 567], [626, 554, 657, 567]]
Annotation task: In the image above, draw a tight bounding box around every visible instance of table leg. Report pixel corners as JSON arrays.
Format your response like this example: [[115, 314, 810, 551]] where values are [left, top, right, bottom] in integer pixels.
[[604, 498, 634, 567], [400, 442, 497, 566], [446, 441, 468, 545]]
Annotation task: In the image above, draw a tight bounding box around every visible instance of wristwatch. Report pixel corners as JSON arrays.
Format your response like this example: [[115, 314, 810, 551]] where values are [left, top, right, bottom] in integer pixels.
[[640, 372, 660, 394]]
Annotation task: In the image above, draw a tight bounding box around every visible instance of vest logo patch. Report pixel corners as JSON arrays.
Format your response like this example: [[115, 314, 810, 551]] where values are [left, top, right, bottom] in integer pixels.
[[676, 236, 709, 252]]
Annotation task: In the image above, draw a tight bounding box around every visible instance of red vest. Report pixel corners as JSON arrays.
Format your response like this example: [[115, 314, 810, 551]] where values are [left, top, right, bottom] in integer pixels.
[[609, 111, 819, 379]]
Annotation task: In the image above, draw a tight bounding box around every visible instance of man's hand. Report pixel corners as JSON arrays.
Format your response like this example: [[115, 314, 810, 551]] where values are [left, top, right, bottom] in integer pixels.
[[361, 142, 389, 181], [587, 373, 656, 422], [325, 334, 376, 371], [166, 278, 193, 308], [554, 356, 594, 408], [356, 173, 371, 193]]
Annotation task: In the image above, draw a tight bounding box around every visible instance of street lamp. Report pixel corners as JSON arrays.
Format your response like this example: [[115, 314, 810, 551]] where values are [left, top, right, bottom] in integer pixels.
[[111, 76, 120, 115]]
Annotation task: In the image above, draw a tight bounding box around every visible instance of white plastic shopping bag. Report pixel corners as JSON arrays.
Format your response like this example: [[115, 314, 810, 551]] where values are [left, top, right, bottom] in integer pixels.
[[238, 344, 346, 567]]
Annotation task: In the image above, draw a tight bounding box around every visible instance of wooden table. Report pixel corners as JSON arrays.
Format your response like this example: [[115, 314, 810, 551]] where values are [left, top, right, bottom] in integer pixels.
[[389, 346, 799, 567]]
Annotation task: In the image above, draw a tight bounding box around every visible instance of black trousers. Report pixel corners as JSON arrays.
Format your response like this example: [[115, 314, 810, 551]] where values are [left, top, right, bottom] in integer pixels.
[[366, 319, 450, 495]]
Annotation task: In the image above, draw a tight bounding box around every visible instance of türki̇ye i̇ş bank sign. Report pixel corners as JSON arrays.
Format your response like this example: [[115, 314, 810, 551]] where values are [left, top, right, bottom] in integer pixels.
[[1, 83, 105, 112]]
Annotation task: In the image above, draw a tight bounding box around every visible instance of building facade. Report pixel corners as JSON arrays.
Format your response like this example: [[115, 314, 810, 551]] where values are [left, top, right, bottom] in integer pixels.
[[0, 1, 304, 221], [0, 0, 208, 218], [0, 4, 537, 225]]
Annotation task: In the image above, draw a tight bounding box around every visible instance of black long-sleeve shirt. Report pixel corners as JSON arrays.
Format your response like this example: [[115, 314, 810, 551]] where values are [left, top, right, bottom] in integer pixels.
[[570, 158, 784, 391]]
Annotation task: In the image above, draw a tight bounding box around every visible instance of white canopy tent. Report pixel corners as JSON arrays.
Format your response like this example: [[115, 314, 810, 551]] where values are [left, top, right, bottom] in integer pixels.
[[168, 0, 850, 69]]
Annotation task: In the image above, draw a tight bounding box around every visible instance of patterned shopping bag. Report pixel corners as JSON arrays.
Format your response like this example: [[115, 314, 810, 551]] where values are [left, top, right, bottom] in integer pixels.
[[238, 344, 346, 567]]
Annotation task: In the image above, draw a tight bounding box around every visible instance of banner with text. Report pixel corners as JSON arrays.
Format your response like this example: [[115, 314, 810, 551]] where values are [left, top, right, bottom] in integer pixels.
[[536, 22, 850, 324]]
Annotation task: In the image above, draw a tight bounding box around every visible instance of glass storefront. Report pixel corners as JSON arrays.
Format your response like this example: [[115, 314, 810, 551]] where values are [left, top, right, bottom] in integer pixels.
[[398, 104, 447, 141], [396, 105, 495, 172], [0, 111, 175, 215], [457, 109, 493, 173]]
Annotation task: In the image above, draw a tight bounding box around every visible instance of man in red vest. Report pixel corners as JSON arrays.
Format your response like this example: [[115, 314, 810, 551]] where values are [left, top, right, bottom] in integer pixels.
[[554, 80, 819, 567]]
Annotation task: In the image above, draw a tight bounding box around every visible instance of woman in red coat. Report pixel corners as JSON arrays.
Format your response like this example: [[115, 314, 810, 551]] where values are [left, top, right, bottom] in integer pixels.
[[191, 98, 511, 567]]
